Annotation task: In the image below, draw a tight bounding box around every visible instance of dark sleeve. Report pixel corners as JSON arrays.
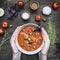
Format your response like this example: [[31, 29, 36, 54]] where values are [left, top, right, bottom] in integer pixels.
[[21, 53, 39, 60]]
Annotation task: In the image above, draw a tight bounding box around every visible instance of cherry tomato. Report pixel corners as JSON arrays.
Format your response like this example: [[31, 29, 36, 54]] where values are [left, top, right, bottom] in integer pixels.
[[2, 21, 9, 29], [17, 1, 24, 8], [35, 15, 42, 22], [52, 2, 60, 10]]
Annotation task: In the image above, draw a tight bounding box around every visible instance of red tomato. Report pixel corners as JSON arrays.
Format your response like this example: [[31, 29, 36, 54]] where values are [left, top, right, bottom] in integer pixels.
[[2, 21, 9, 29], [52, 2, 60, 10], [0, 28, 4, 35], [17, 1, 24, 8], [35, 15, 42, 22]]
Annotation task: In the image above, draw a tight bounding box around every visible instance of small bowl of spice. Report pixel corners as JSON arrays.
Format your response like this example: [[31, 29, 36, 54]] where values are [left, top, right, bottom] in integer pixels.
[[21, 11, 30, 20], [30, 1, 39, 11]]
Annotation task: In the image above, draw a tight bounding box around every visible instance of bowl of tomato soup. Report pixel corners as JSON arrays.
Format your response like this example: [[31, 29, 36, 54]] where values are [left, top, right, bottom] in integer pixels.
[[15, 23, 44, 55]]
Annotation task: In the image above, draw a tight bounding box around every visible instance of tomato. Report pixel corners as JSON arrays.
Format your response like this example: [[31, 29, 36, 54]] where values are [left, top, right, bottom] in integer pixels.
[[2, 21, 9, 29], [17, 1, 24, 8], [35, 15, 42, 22], [52, 2, 59, 10]]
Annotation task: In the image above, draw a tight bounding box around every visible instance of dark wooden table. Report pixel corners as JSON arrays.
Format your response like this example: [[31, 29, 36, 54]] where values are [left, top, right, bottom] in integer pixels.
[[0, 0, 60, 60]]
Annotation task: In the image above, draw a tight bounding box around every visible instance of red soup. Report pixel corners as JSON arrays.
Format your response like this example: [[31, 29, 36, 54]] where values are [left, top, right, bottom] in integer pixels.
[[18, 25, 43, 51]]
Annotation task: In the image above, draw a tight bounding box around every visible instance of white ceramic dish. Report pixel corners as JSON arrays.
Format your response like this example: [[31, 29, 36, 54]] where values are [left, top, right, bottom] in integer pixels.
[[21, 11, 30, 20], [15, 23, 44, 55], [42, 6, 52, 16], [0, 8, 4, 17]]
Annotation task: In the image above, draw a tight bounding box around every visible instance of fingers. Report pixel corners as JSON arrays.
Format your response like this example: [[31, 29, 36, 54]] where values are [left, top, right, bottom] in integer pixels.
[[41, 53, 47, 60], [41, 27, 50, 55], [12, 52, 21, 60], [39, 52, 47, 60]]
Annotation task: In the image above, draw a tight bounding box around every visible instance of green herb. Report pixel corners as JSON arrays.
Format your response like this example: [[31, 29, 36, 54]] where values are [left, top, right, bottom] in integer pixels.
[[47, 17, 56, 46], [0, 31, 10, 50]]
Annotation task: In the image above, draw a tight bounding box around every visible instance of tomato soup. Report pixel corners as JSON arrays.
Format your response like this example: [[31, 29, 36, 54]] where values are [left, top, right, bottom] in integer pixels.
[[18, 25, 43, 51]]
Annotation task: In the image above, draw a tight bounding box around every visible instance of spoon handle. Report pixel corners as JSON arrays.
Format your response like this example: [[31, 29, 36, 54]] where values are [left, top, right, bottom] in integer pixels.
[[38, 23, 41, 28], [37, 23, 41, 31]]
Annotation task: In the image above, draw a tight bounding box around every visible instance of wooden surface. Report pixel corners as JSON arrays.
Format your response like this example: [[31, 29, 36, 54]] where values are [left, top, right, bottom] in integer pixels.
[[0, 0, 60, 60]]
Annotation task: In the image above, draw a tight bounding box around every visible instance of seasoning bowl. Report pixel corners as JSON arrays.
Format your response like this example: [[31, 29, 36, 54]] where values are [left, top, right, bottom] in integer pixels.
[[21, 11, 30, 20], [30, 1, 39, 10]]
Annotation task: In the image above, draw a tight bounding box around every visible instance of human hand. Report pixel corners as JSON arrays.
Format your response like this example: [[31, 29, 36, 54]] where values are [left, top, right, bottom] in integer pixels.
[[39, 27, 50, 60], [10, 26, 22, 60]]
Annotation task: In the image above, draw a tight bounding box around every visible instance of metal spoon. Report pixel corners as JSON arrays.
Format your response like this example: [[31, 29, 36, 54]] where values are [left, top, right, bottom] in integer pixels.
[[34, 23, 41, 32]]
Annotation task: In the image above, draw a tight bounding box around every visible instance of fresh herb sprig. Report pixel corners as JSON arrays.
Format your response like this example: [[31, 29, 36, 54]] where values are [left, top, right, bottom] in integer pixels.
[[47, 17, 56, 46], [0, 31, 10, 50]]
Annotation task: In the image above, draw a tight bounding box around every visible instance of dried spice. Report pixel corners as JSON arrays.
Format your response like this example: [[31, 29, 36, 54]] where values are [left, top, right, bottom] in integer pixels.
[[30, 1, 39, 10], [35, 15, 42, 22]]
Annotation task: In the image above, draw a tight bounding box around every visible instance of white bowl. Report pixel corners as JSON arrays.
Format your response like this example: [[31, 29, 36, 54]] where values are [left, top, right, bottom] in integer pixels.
[[15, 23, 44, 55], [42, 6, 52, 16], [0, 8, 4, 17]]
